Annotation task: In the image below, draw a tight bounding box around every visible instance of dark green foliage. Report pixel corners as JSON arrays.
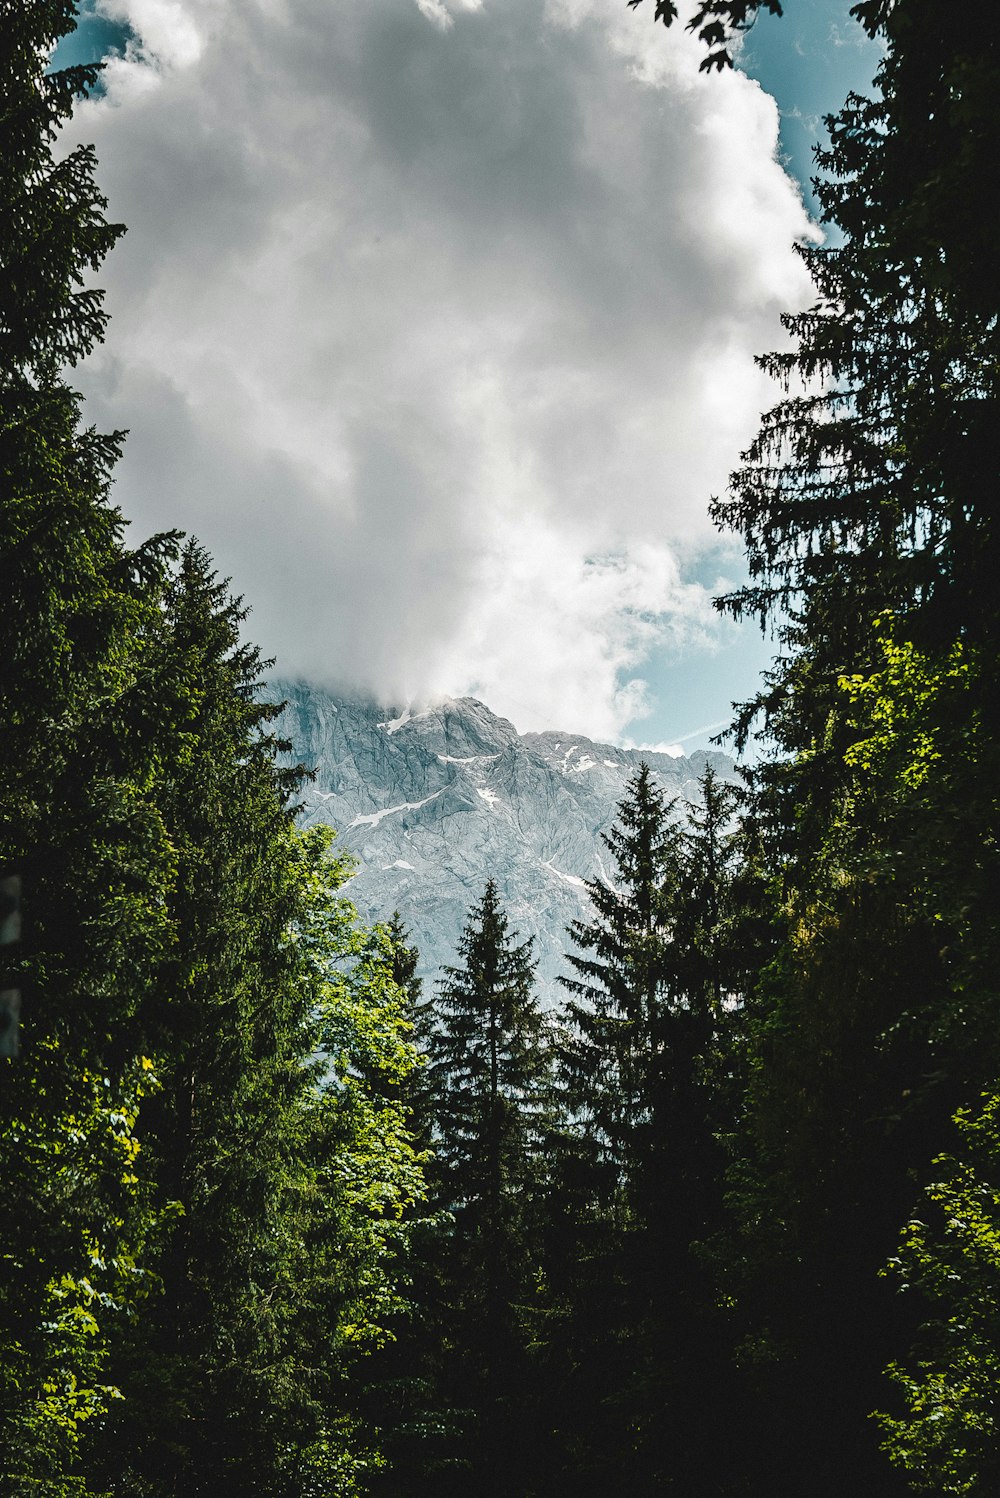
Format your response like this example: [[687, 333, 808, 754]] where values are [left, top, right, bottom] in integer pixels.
[[546, 766, 750, 1496], [548, 765, 685, 1493], [428, 881, 552, 1494], [1, 1, 123, 379], [83, 544, 309, 1497], [560, 764, 682, 1196], [429, 879, 549, 1240], [6, 0, 1000, 1490], [374, 881, 553, 1498], [0, 8, 176, 1486], [1, 9, 426, 1493], [683, 2, 1000, 1492], [50, 547, 429, 1498], [559, 764, 744, 1225]]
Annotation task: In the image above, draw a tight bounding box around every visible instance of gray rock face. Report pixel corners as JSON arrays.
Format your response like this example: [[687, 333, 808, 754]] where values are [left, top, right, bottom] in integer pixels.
[[273, 682, 737, 1005]]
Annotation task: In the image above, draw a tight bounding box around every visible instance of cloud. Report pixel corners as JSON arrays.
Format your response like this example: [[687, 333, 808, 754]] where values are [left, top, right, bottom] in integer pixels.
[[73, 0, 815, 738], [628, 716, 732, 756]]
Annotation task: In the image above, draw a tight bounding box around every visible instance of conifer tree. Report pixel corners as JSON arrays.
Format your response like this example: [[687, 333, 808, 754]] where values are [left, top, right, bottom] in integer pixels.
[[675, 764, 741, 1013], [387, 912, 435, 1153], [1, 7, 176, 1485], [559, 763, 681, 1199], [0, 15, 428, 1488], [422, 880, 550, 1496], [662, 3, 1000, 1491], [552, 765, 745, 1494], [80, 544, 308, 1497], [431, 879, 546, 1239], [80, 548, 426, 1498]]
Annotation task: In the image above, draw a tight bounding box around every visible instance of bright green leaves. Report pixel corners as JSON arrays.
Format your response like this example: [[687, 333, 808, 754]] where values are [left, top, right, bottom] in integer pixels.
[[840, 621, 978, 796], [294, 827, 428, 1353], [0, 1050, 165, 1495], [877, 1097, 1000, 1494]]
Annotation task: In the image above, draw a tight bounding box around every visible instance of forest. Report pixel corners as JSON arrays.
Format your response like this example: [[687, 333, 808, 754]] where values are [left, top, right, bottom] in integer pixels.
[[2, 0, 998, 1493]]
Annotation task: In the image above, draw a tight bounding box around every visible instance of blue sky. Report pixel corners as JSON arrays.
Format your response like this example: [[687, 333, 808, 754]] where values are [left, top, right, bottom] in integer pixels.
[[629, 1, 881, 750], [58, 1, 878, 754], [55, 5, 129, 69], [741, 0, 881, 215]]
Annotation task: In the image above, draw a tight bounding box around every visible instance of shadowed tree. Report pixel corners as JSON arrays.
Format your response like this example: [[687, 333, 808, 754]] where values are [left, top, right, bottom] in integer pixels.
[[550, 765, 749, 1495], [1, 6, 179, 1484], [422, 880, 551, 1497]]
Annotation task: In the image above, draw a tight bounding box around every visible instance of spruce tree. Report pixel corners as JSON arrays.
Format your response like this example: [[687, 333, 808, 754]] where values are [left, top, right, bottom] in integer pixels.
[[431, 879, 545, 1242], [387, 912, 435, 1153], [1, 7, 176, 1485], [553, 765, 742, 1495], [81, 544, 306, 1497], [559, 762, 681, 1199], [61, 548, 428, 1498], [674, 3, 1000, 1491], [423, 880, 550, 1497], [0, 10, 429, 1495]]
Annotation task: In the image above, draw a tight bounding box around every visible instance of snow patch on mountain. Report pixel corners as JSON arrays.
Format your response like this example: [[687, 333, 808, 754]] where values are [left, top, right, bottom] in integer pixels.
[[273, 683, 737, 1005], [349, 790, 445, 830], [544, 860, 589, 890]]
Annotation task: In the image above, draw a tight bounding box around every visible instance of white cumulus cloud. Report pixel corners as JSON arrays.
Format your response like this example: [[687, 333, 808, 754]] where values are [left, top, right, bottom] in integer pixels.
[[72, 0, 816, 738]]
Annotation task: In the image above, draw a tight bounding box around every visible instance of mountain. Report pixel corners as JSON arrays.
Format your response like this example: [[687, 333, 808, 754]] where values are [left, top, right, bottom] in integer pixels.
[[274, 682, 738, 1004]]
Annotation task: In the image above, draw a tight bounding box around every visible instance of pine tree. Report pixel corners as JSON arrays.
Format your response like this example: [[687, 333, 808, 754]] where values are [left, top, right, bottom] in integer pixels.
[[674, 764, 741, 1013], [76, 550, 428, 1497], [0, 10, 429, 1494], [552, 765, 749, 1496], [78, 544, 304, 1496], [684, 4, 1000, 1491], [559, 763, 681, 1199], [421, 880, 550, 1497], [386, 912, 435, 1154], [1, 7, 177, 1485], [431, 880, 545, 1241]]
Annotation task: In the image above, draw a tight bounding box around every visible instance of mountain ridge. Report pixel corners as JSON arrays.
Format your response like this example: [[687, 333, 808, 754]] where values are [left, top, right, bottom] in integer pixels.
[[274, 682, 738, 1003]]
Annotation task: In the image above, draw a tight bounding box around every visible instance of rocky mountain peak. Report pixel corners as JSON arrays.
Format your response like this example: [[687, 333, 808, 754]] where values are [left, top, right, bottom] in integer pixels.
[[274, 682, 738, 1005]]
